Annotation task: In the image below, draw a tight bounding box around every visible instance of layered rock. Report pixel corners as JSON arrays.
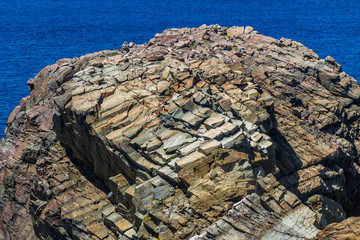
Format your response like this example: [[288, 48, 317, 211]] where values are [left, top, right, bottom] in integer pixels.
[[1, 24, 360, 239], [311, 217, 360, 240]]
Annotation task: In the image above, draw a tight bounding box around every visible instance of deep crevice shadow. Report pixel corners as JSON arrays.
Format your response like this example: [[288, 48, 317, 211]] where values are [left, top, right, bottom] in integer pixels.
[[269, 127, 303, 197], [269, 125, 360, 217], [62, 145, 110, 194]]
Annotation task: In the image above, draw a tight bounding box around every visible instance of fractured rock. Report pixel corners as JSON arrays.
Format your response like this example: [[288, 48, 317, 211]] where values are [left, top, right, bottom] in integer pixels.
[[2, 24, 360, 240]]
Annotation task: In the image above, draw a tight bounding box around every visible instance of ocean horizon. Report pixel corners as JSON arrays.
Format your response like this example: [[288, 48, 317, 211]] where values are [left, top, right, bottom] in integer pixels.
[[0, 0, 359, 139]]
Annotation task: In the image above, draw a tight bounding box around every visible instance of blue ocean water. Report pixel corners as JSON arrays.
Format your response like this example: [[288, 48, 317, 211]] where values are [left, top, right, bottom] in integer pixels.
[[0, 0, 359, 139]]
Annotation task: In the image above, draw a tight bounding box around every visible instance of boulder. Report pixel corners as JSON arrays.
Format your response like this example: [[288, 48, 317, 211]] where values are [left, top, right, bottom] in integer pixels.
[[2, 24, 360, 240]]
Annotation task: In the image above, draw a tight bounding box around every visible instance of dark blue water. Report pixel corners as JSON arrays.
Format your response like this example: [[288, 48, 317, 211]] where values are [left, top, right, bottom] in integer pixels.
[[1, 0, 359, 139]]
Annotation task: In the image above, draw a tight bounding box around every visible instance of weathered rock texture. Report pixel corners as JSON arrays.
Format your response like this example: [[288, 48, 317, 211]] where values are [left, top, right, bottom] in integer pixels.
[[1, 24, 360, 239]]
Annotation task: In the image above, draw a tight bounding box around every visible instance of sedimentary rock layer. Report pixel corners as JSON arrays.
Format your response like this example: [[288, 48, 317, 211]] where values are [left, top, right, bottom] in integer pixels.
[[1, 24, 360, 239]]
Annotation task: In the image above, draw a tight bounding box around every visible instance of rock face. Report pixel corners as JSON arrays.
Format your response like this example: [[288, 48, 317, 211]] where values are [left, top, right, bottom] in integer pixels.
[[1, 24, 360, 239]]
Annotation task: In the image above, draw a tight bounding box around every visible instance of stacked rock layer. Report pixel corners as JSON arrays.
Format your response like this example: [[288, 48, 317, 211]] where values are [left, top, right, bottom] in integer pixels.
[[1, 25, 360, 239]]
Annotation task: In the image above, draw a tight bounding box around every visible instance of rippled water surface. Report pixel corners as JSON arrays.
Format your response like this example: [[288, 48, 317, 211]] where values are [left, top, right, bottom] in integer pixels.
[[0, 0, 359, 139]]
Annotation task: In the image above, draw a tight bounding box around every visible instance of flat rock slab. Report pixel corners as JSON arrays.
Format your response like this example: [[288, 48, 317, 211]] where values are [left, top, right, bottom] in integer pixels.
[[203, 128, 224, 140], [204, 114, 225, 129], [104, 212, 133, 234], [179, 140, 203, 156], [176, 151, 206, 169], [162, 131, 195, 153], [199, 139, 221, 155], [181, 111, 204, 127], [133, 176, 175, 213]]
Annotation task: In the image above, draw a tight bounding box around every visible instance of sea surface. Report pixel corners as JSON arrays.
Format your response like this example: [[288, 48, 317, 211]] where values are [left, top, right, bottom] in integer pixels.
[[0, 0, 359, 139]]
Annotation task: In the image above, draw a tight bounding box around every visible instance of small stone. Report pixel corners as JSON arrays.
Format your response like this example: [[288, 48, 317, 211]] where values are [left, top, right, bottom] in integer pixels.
[[146, 138, 162, 152], [218, 122, 239, 136], [233, 132, 250, 150], [253, 166, 265, 179], [183, 77, 195, 88], [199, 140, 221, 155], [122, 42, 130, 51], [193, 107, 213, 118], [163, 132, 194, 153], [104, 213, 132, 234], [203, 128, 224, 140], [176, 151, 206, 169], [251, 132, 262, 142], [181, 111, 204, 127], [157, 81, 171, 95], [179, 140, 203, 156], [133, 176, 174, 213], [155, 127, 176, 140], [174, 40, 189, 48], [244, 26, 254, 34], [171, 108, 184, 120], [155, 147, 176, 161], [122, 124, 143, 139], [226, 26, 244, 38], [146, 52, 165, 61], [200, 98, 210, 106], [245, 89, 259, 100], [182, 100, 197, 111], [204, 114, 225, 129], [161, 67, 171, 80], [244, 121, 258, 134], [228, 63, 246, 74], [175, 71, 191, 81], [193, 92, 205, 104], [53, 174, 69, 183], [280, 37, 292, 46], [109, 173, 130, 191], [157, 166, 179, 184], [218, 98, 232, 111], [251, 65, 267, 80], [168, 157, 180, 169], [101, 205, 116, 217], [258, 139, 275, 156], [221, 136, 235, 149], [124, 228, 137, 239], [325, 56, 336, 64]]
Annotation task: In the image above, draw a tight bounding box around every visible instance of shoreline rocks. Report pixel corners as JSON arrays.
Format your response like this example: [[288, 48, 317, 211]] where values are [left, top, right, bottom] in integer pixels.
[[1, 24, 360, 239]]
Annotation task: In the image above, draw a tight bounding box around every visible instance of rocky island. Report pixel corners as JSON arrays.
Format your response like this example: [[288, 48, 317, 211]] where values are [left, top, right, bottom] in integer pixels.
[[1, 25, 360, 240]]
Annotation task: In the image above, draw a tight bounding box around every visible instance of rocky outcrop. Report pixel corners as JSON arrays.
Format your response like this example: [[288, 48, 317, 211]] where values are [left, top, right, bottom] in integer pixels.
[[311, 217, 360, 240], [1, 24, 360, 239]]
